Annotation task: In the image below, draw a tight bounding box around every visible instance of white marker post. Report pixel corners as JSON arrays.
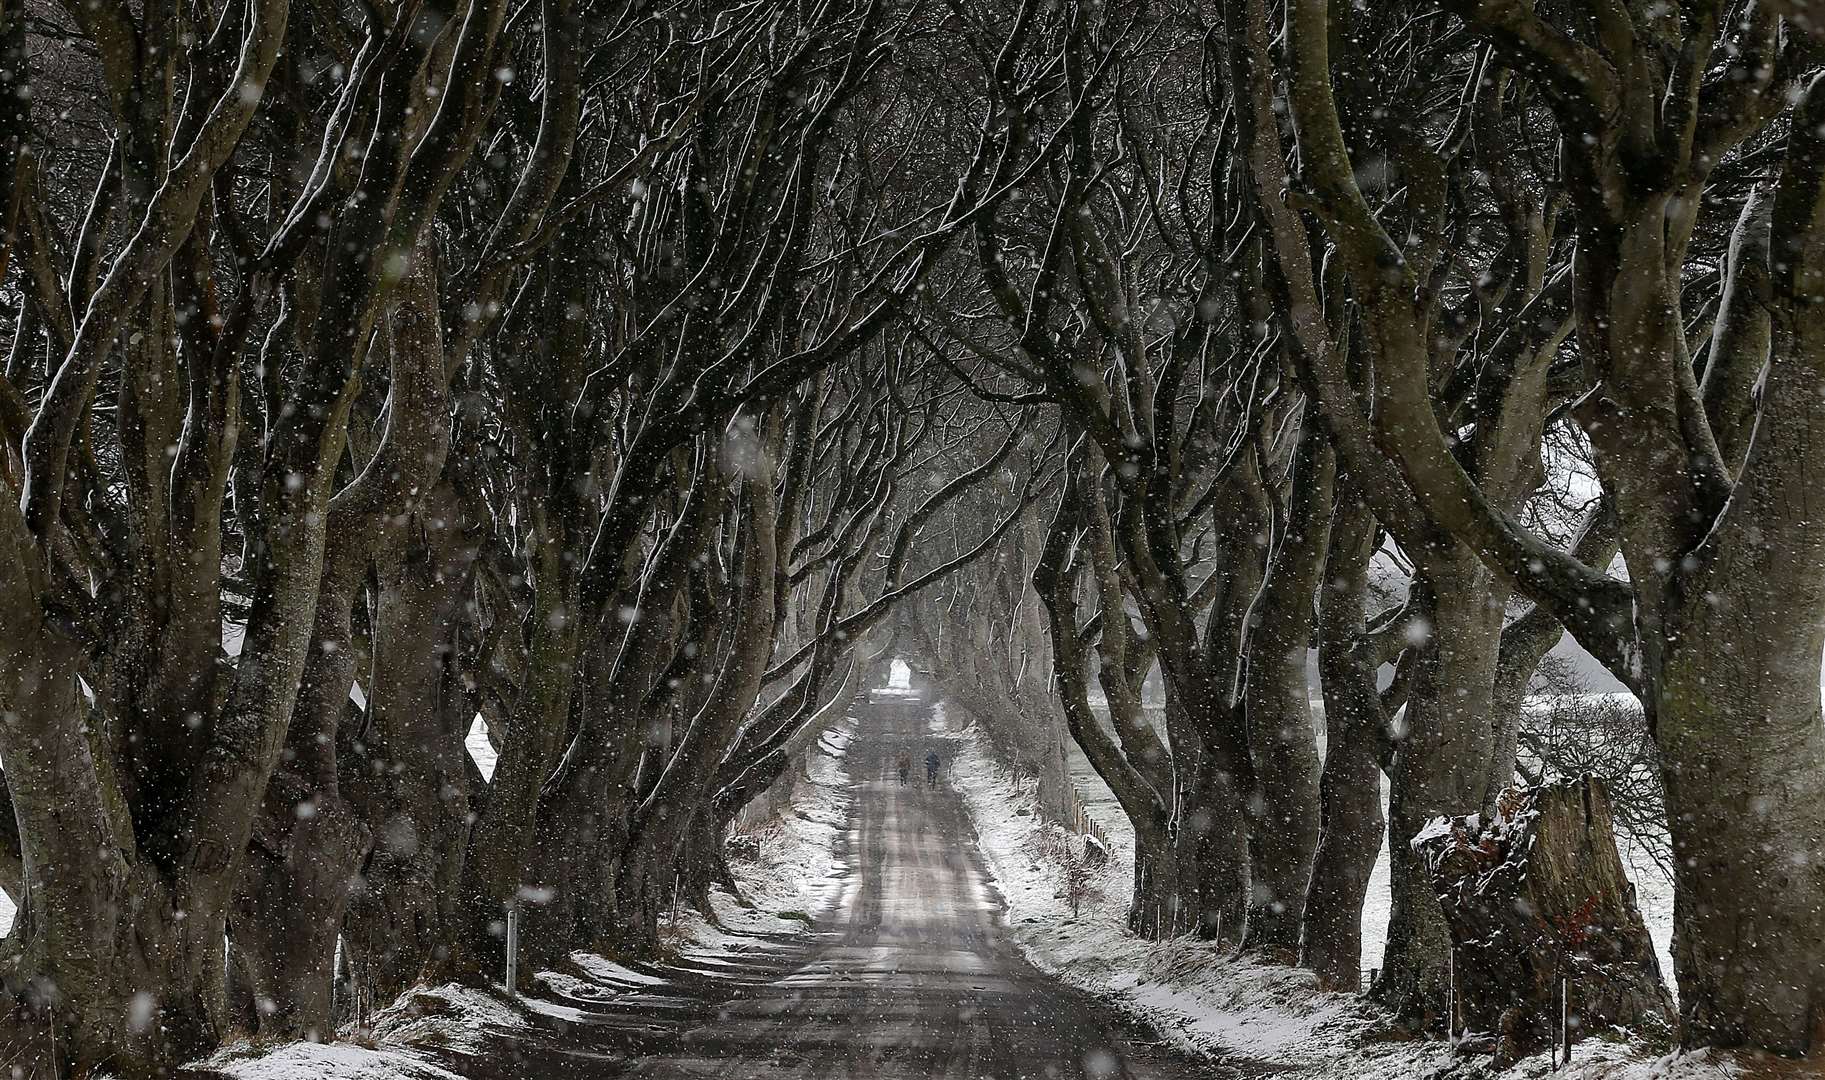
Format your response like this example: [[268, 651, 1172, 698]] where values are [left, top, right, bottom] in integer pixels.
[[1561, 976, 1571, 1067], [505, 900, 521, 998], [1446, 949, 1456, 1051]]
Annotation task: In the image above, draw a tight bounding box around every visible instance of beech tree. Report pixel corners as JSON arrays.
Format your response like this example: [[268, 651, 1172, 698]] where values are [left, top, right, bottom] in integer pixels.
[[4, 0, 1824, 1070], [0, 0, 516, 1065], [1275, 0, 1825, 1054]]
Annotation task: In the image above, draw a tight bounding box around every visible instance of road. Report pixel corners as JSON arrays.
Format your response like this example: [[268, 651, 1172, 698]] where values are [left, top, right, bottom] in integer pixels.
[[427, 689, 1217, 1079]]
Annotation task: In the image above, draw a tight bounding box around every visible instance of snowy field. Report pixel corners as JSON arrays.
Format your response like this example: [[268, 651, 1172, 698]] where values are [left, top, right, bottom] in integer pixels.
[[944, 704, 1754, 1080]]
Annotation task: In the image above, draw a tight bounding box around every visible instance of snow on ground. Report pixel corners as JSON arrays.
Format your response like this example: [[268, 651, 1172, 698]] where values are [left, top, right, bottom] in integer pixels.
[[198, 712, 859, 1078], [939, 705, 1754, 1080], [192, 1039, 466, 1080], [195, 984, 531, 1080], [707, 710, 857, 933], [1080, 698, 1678, 988]]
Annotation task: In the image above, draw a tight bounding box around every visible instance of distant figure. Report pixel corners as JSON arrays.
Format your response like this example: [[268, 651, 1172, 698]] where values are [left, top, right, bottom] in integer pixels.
[[896, 751, 911, 785], [925, 749, 941, 789]]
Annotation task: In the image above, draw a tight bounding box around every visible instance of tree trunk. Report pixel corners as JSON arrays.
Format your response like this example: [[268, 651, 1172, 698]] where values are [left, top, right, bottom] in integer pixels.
[[448, 522, 582, 982], [612, 809, 691, 953], [1301, 493, 1386, 990], [1167, 715, 1251, 941], [675, 804, 736, 913], [1241, 429, 1331, 956], [0, 545, 226, 1073], [1372, 561, 1504, 1027], [1655, 603, 1825, 1052], [1127, 826, 1182, 938], [1414, 777, 1674, 1067], [2, 864, 233, 1077], [230, 549, 375, 1039], [519, 761, 609, 973], [940, 685, 1075, 825], [238, 244, 455, 1030], [520, 661, 639, 972], [342, 488, 479, 1005], [233, 779, 370, 1039]]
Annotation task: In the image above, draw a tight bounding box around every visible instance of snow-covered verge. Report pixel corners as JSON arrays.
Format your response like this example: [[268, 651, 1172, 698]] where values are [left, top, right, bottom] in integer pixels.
[[607, 712, 858, 961], [191, 714, 859, 1079], [189, 985, 532, 1080], [938, 704, 1776, 1080], [1085, 696, 1677, 985], [715, 715, 856, 929]]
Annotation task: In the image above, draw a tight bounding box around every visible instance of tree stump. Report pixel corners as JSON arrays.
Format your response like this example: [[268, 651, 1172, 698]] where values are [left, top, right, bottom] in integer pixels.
[[1412, 776, 1674, 1066]]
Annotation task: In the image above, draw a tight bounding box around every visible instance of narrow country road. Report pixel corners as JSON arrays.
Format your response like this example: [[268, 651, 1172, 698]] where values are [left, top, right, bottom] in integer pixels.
[[429, 688, 1222, 1079]]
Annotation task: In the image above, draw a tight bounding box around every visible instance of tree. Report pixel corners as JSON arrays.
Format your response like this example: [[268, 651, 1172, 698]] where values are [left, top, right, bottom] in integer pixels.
[[1280, 0, 1825, 1054]]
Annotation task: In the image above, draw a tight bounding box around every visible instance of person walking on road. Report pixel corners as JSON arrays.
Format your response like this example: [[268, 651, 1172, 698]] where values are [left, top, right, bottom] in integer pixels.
[[925, 749, 941, 789], [896, 751, 911, 785]]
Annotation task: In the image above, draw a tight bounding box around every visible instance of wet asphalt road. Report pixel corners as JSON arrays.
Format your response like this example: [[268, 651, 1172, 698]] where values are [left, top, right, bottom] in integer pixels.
[[430, 690, 1219, 1079]]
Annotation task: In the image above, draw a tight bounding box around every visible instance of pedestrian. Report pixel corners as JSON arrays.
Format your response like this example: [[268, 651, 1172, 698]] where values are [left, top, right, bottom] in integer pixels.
[[897, 751, 911, 785], [925, 748, 941, 789]]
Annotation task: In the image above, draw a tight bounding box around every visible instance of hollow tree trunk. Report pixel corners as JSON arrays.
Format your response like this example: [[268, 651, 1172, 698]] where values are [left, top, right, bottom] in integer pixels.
[[1414, 777, 1674, 1067]]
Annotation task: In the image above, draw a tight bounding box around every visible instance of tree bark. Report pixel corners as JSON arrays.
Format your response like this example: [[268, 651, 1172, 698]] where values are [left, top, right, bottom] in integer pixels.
[[1414, 777, 1675, 1066], [448, 519, 582, 982], [1372, 562, 1504, 1026], [232, 240, 453, 1036], [1300, 489, 1387, 989], [341, 483, 482, 1005], [614, 457, 780, 954], [1240, 427, 1331, 955]]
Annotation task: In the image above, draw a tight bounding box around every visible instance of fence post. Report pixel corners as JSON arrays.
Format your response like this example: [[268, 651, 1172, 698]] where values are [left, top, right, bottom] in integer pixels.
[[504, 900, 520, 997]]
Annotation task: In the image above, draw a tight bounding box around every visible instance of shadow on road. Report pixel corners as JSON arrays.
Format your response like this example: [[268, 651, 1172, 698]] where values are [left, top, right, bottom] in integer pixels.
[[391, 690, 1234, 1078]]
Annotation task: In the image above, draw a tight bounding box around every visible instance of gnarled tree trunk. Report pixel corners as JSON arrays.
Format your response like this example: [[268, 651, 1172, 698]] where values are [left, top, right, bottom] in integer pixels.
[[1414, 777, 1674, 1066]]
